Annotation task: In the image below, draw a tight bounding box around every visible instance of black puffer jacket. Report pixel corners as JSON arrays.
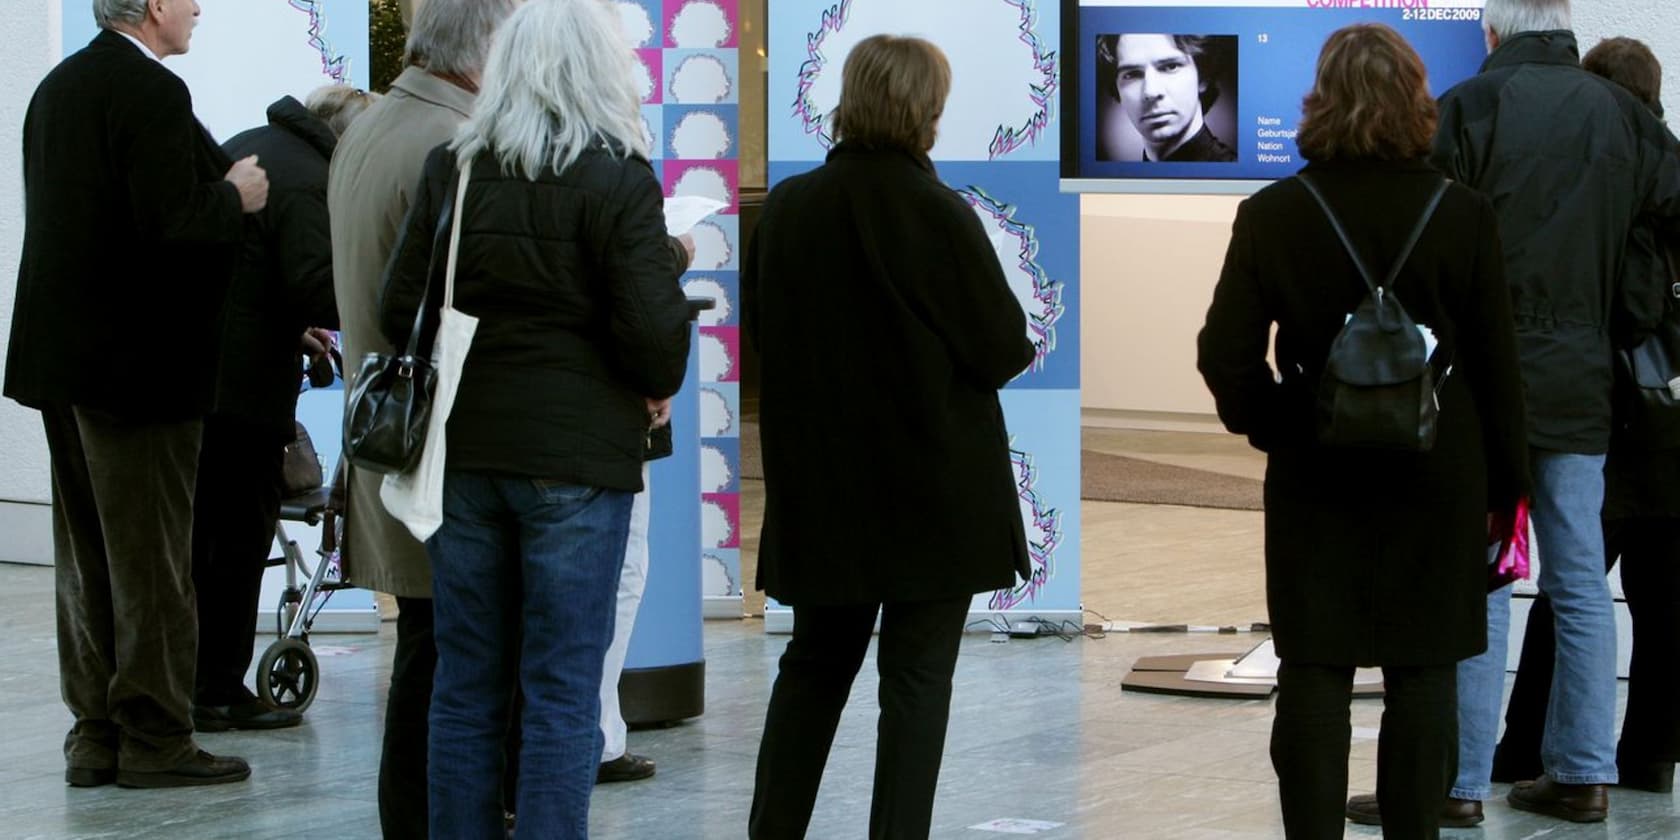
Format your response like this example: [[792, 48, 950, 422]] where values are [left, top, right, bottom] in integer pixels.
[[1431, 31, 1680, 453], [381, 143, 691, 492], [218, 96, 341, 443]]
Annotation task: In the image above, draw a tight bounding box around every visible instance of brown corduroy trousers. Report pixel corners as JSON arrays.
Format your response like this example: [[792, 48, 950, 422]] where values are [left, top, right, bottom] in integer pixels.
[[43, 406, 203, 773]]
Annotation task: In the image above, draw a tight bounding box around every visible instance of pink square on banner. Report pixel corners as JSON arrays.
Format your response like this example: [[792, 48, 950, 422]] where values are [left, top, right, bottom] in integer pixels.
[[699, 326, 740, 383], [662, 159, 739, 214], [664, 0, 739, 49], [702, 492, 741, 548], [634, 49, 664, 104]]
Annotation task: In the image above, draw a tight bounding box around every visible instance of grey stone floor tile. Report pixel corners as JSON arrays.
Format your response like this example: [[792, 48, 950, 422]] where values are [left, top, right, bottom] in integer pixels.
[[3, 563, 1678, 839]]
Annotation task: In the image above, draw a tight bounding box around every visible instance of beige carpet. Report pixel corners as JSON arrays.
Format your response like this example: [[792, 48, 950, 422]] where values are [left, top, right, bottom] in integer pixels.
[[739, 421, 1261, 511]]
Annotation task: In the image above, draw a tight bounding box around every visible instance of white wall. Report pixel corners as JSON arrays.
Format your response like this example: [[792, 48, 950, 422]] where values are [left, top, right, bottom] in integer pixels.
[[1082, 1, 1680, 419], [0, 1, 58, 513], [1575, 0, 1680, 121]]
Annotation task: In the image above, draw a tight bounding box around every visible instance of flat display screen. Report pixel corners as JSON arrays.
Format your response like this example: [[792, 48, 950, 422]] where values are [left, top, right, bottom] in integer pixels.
[[1061, 0, 1490, 193]]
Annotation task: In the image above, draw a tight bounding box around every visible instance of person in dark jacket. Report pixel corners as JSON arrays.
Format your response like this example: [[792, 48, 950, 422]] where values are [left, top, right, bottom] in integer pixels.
[[1422, 0, 1680, 824], [743, 34, 1035, 839], [189, 85, 378, 734], [377, 0, 692, 835], [4, 0, 266, 789], [1490, 35, 1680, 798], [1198, 24, 1530, 839]]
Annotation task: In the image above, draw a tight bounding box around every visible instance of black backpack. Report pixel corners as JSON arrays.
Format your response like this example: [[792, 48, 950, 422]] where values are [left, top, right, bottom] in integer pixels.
[[1299, 175, 1450, 452]]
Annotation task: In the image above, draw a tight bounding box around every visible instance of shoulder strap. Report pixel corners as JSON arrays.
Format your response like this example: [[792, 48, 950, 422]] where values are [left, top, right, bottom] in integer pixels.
[[443, 154, 472, 310], [398, 157, 469, 359], [1298, 174, 1450, 296]]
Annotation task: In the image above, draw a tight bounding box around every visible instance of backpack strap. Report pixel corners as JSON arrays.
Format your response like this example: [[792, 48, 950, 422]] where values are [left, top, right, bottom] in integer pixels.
[[1298, 174, 1450, 298]]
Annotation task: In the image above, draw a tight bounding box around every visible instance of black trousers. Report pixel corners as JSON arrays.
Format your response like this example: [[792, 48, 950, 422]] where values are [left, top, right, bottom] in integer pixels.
[[191, 413, 284, 706], [1496, 516, 1680, 774], [1272, 661, 1456, 840], [749, 596, 971, 840], [378, 596, 524, 839], [43, 406, 203, 773], [380, 595, 437, 840]]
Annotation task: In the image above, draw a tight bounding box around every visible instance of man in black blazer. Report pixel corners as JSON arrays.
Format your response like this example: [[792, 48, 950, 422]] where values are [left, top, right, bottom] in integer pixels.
[[4, 0, 267, 789]]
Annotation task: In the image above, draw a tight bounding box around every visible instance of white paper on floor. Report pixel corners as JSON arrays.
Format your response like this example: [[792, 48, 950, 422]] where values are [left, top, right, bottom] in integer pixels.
[[1352, 727, 1381, 741], [968, 818, 1065, 834]]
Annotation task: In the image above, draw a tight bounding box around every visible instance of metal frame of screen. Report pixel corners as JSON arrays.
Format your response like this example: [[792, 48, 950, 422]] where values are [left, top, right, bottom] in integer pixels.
[[1059, 0, 1490, 195]]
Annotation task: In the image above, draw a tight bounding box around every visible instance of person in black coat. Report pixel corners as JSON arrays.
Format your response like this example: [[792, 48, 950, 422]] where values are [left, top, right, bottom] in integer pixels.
[[742, 34, 1035, 839], [1197, 25, 1529, 839], [377, 1, 692, 833], [189, 85, 378, 733], [3, 3, 266, 788], [1491, 36, 1680, 797]]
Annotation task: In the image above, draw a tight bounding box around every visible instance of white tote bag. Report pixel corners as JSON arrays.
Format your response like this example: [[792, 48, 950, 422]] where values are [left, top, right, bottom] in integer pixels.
[[381, 159, 480, 542]]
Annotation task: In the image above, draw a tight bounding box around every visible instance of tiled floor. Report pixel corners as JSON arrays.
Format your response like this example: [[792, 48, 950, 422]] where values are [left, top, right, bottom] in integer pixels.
[[2, 429, 1676, 838]]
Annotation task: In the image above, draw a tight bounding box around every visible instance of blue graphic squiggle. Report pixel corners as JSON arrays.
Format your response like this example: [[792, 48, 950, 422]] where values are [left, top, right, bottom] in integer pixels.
[[793, 0, 1055, 159], [792, 0, 851, 144], [959, 186, 1064, 371], [288, 0, 350, 84], [989, 445, 1062, 611], [988, 0, 1058, 160]]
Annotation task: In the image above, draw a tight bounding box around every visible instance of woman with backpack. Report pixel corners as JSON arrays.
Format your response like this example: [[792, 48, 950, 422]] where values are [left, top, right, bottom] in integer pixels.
[[1196, 24, 1530, 838]]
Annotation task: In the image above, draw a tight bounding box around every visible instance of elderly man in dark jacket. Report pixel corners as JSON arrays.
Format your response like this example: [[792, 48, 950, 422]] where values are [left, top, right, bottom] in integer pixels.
[[190, 86, 376, 734], [1370, 0, 1680, 826], [4, 0, 266, 789]]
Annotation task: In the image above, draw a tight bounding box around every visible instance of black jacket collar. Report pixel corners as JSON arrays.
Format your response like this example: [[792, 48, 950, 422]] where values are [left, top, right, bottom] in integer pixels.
[[1300, 157, 1439, 176], [91, 27, 147, 57], [266, 96, 337, 160], [826, 140, 937, 175], [1482, 30, 1579, 73]]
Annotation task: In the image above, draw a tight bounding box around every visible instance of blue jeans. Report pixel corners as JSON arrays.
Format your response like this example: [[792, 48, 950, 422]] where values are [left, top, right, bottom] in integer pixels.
[[426, 472, 632, 840], [1452, 451, 1617, 799]]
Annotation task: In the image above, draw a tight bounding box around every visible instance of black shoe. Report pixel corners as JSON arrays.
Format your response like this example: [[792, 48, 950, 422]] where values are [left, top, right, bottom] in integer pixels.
[[1617, 759, 1675, 793], [1344, 793, 1484, 828], [193, 700, 303, 732], [116, 750, 250, 789], [65, 766, 116, 787], [597, 753, 655, 784]]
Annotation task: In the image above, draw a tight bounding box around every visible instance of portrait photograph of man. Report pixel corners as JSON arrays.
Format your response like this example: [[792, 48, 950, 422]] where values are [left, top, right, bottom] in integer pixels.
[[1095, 33, 1238, 163]]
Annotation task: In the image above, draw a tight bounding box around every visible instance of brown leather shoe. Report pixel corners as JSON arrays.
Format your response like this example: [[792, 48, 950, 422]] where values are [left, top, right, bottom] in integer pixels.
[[1507, 775, 1608, 822], [1344, 793, 1484, 828]]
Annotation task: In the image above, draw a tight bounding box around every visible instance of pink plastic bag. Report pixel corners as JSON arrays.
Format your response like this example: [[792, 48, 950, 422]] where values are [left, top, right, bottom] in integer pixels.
[[1487, 497, 1531, 591]]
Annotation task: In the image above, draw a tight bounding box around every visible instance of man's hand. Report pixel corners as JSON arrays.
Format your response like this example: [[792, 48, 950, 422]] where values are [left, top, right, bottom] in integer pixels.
[[676, 233, 697, 268], [646, 397, 673, 429], [226, 155, 268, 213], [300, 327, 334, 361]]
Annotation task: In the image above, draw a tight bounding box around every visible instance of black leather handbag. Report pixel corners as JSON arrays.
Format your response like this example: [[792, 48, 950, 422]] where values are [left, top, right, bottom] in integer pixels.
[[1616, 280, 1680, 449], [342, 178, 458, 475], [644, 422, 673, 461]]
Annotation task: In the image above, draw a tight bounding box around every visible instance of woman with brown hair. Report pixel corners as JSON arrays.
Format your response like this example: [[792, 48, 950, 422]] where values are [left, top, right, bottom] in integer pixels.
[[742, 33, 1034, 840], [1197, 24, 1529, 838]]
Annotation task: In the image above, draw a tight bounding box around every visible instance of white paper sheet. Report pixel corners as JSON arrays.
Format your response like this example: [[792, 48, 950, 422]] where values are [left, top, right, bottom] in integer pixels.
[[664, 195, 728, 236]]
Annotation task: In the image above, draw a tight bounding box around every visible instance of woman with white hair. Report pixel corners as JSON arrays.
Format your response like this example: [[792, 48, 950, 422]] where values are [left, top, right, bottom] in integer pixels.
[[378, 0, 693, 836]]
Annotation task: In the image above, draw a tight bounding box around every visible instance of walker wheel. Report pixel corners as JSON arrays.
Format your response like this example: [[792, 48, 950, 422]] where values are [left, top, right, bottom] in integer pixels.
[[257, 638, 319, 712]]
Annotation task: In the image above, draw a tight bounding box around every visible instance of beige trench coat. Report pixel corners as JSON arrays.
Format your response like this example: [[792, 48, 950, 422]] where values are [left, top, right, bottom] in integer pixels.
[[327, 67, 474, 599]]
